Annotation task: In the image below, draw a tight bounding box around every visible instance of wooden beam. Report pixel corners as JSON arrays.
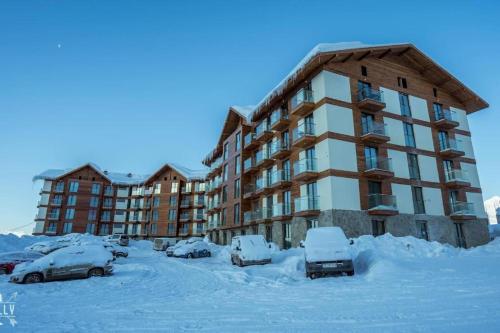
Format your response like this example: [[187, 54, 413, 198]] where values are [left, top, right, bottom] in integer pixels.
[[377, 49, 391, 59], [341, 53, 354, 63], [356, 51, 371, 61], [397, 47, 411, 56]]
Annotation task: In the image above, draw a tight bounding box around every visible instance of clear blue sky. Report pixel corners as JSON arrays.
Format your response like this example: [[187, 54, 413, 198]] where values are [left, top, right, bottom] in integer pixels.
[[1, 0, 499, 233]]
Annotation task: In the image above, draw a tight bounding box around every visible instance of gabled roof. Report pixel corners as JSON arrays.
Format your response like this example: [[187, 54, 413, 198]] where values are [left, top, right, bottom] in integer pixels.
[[249, 42, 488, 120], [144, 163, 208, 183]]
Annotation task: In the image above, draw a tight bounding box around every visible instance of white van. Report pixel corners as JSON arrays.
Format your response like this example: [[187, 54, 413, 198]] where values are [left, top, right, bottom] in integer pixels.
[[153, 238, 177, 251], [230, 235, 272, 267], [302, 227, 354, 279]]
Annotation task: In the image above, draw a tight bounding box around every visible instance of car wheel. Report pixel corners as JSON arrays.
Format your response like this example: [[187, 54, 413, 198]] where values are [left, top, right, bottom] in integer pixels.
[[187, 253, 193, 259], [88, 268, 104, 278], [24, 273, 43, 284], [310, 273, 317, 280], [347, 270, 354, 276], [238, 259, 244, 267], [207, 251, 211, 257]]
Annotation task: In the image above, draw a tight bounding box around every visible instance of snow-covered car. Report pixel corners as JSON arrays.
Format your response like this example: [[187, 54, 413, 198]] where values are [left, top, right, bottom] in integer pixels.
[[302, 227, 354, 279], [25, 240, 70, 255], [0, 251, 44, 274], [103, 243, 129, 259], [153, 238, 177, 251], [230, 235, 272, 267], [9, 245, 113, 284], [106, 234, 129, 246], [173, 241, 211, 259], [166, 240, 187, 257], [186, 237, 203, 244]]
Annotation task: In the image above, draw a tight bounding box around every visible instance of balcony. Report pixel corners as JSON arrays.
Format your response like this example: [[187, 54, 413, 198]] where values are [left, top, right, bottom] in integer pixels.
[[367, 194, 398, 215], [439, 139, 465, 158], [450, 201, 476, 220], [179, 213, 191, 222], [255, 121, 274, 143], [47, 213, 60, 220], [243, 184, 258, 200], [209, 158, 223, 175], [270, 140, 291, 159], [294, 196, 320, 217], [270, 170, 291, 189], [270, 108, 290, 131], [255, 176, 273, 195], [434, 109, 459, 129], [363, 158, 394, 179], [244, 208, 272, 224], [293, 158, 318, 182], [290, 88, 315, 116], [54, 186, 65, 193], [194, 199, 205, 207], [445, 170, 471, 189], [360, 122, 390, 144], [243, 157, 258, 174], [255, 149, 274, 168], [180, 200, 191, 208], [181, 187, 192, 194], [272, 203, 292, 220], [193, 214, 205, 222], [243, 211, 255, 224], [357, 87, 385, 112], [50, 199, 62, 206], [292, 122, 316, 148], [244, 133, 259, 151]]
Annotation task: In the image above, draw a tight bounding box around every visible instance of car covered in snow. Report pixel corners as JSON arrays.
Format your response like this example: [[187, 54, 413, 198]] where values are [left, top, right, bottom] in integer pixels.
[[0, 251, 44, 275], [173, 241, 211, 259], [103, 243, 129, 259], [153, 238, 177, 251], [230, 235, 272, 267], [166, 240, 188, 257], [302, 227, 354, 279], [10, 245, 114, 284], [106, 234, 129, 246]]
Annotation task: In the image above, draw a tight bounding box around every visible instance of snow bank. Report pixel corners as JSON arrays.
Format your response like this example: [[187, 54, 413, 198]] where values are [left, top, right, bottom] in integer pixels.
[[0, 233, 48, 252]]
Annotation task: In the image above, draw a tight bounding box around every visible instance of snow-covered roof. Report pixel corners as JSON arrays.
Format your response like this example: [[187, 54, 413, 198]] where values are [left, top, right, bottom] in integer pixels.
[[230, 105, 255, 122], [163, 163, 208, 180]]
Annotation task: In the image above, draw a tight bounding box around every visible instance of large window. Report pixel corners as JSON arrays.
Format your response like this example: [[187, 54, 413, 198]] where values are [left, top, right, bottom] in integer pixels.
[[169, 196, 177, 206], [65, 208, 75, 220], [235, 155, 241, 175], [234, 179, 240, 198], [283, 190, 291, 215], [403, 122, 416, 147], [67, 195, 77, 206], [361, 113, 375, 134], [221, 208, 227, 226], [69, 181, 79, 193], [399, 93, 411, 117], [168, 209, 176, 221], [168, 224, 175, 235], [223, 142, 229, 160], [412, 186, 426, 214], [223, 164, 228, 181], [47, 223, 57, 233], [170, 182, 177, 193], [62, 222, 73, 234], [368, 181, 382, 195], [407, 153, 421, 180], [438, 131, 449, 150], [235, 131, 241, 151], [91, 183, 101, 195], [150, 223, 158, 235], [153, 197, 160, 207], [153, 210, 159, 222], [101, 211, 111, 222], [85, 223, 96, 234], [364, 146, 378, 169], [88, 209, 97, 221], [222, 186, 228, 203], [90, 196, 99, 208], [283, 224, 292, 249], [103, 198, 112, 208], [234, 203, 240, 225], [99, 224, 109, 235]]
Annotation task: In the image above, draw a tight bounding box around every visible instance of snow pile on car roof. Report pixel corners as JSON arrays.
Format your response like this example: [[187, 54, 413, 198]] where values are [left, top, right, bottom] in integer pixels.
[[0, 233, 49, 252]]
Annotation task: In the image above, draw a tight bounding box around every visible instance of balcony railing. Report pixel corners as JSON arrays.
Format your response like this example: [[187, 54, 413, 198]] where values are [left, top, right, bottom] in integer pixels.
[[244, 133, 256, 147], [255, 149, 271, 165], [440, 138, 463, 152], [255, 176, 271, 191], [180, 200, 191, 208], [244, 208, 272, 223], [50, 199, 62, 206], [270, 108, 289, 128], [294, 196, 320, 212], [450, 201, 475, 216], [270, 140, 290, 156], [365, 157, 393, 172], [435, 108, 457, 122], [210, 158, 222, 171], [357, 87, 384, 103], [179, 214, 191, 221], [368, 194, 397, 211], [255, 121, 271, 137], [47, 213, 60, 220], [445, 169, 469, 183], [293, 158, 317, 176], [194, 214, 205, 221], [291, 88, 314, 110], [54, 186, 64, 193], [272, 203, 292, 217], [270, 169, 291, 185], [362, 122, 387, 137], [292, 122, 315, 142], [243, 211, 253, 224], [244, 157, 255, 171]]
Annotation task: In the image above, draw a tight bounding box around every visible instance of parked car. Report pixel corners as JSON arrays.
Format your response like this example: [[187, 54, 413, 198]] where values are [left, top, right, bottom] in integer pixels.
[[166, 240, 187, 257], [153, 238, 177, 251], [9, 245, 113, 284], [0, 252, 44, 275], [186, 237, 203, 244], [173, 241, 211, 259], [230, 235, 272, 267], [301, 227, 354, 279], [25, 240, 71, 255], [107, 234, 129, 246], [103, 243, 129, 259]]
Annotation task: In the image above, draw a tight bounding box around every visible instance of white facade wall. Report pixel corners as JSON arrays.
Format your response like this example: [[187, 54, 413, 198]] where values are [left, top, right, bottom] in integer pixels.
[[33, 222, 45, 234], [466, 192, 487, 218], [42, 180, 52, 192], [114, 212, 126, 223], [422, 187, 444, 216], [451, 107, 470, 132], [455, 134, 475, 159], [318, 176, 360, 211], [115, 199, 128, 210], [387, 149, 409, 179], [409, 95, 430, 121], [391, 183, 414, 214], [313, 104, 354, 136], [315, 139, 357, 173], [311, 70, 352, 103], [384, 117, 405, 146], [117, 187, 129, 197], [413, 124, 434, 151], [39, 193, 50, 206], [418, 155, 439, 183], [36, 206, 47, 220], [381, 87, 401, 115], [460, 162, 481, 188]]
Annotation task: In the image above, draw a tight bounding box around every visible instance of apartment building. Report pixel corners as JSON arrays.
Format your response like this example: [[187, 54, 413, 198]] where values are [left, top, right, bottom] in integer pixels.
[[33, 163, 207, 238], [203, 42, 490, 249]]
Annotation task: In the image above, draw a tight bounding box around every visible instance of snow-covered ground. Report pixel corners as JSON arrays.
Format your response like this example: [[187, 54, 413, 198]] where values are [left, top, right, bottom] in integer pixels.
[[1, 234, 500, 332]]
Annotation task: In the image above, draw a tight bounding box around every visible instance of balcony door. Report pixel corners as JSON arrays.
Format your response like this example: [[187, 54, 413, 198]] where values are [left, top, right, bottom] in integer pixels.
[[364, 146, 378, 169], [361, 113, 374, 134], [368, 181, 382, 196], [358, 81, 371, 98], [438, 131, 449, 150], [455, 223, 467, 248]]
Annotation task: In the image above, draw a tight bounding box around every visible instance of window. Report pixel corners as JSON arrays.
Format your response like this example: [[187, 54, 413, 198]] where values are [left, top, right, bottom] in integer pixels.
[[222, 186, 227, 203], [85, 223, 96, 234], [132, 224, 138, 234], [234, 203, 240, 225], [368, 181, 382, 195], [416, 220, 429, 241], [361, 65, 367, 76], [196, 223, 203, 233], [62, 222, 73, 234], [221, 208, 227, 226], [223, 142, 229, 160], [222, 164, 228, 182], [150, 223, 158, 235], [372, 220, 386, 237], [91, 183, 100, 195], [433, 103, 443, 120], [169, 196, 177, 206], [132, 211, 139, 221], [88, 209, 97, 221], [234, 179, 240, 198], [103, 198, 113, 208], [283, 159, 291, 179], [265, 225, 272, 243], [69, 181, 79, 193], [364, 146, 378, 169], [358, 81, 371, 98], [52, 195, 62, 205], [90, 196, 99, 208], [407, 153, 421, 180], [170, 182, 177, 193], [397, 77, 407, 89], [438, 131, 449, 150], [443, 160, 454, 178], [168, 224, 175, 235], [282, 130, 289, 149], [153, 210, 159, 222], [403, 122, 416, 147], [235, 155, 241, 175], [99, 224, 109, 235], [361, 113, 375, 134], [235, 131, 241, 151], [412, 186, 426, 214], [65, 208, 75, 220], [307, 218, 319, 229], [168, 209, 176, 221], [153, 197, 160, 207], [181, 224, 189, 234], [104, 185, 113, 196], [101, 211, 111, 222], [283, 224, 292, 249], [47, 223, 57, 233], [283, 190, 291, 215], [399, 93, 411, 117], [67, 195, 77, 206], [54, 181, 65, 192]]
